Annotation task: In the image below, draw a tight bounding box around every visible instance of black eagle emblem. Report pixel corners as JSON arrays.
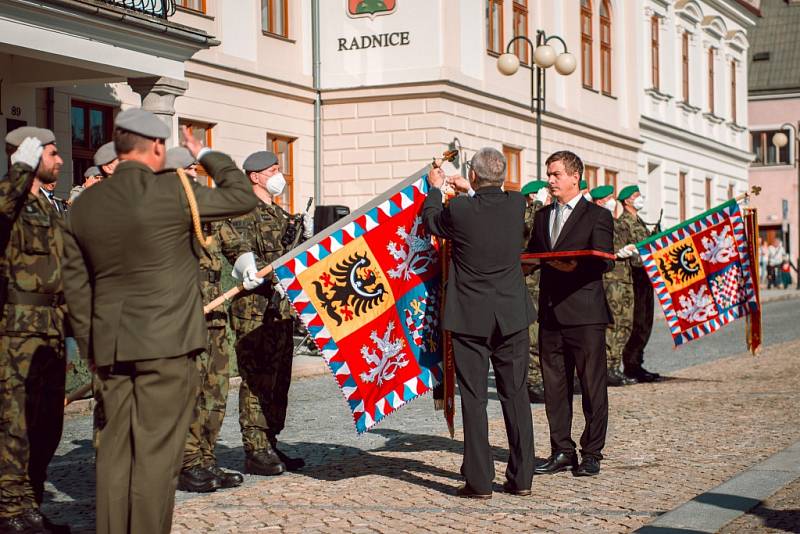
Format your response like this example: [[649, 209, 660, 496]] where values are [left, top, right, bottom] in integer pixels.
[[313, 252, 386, 325], [659, 242, 701, 286]]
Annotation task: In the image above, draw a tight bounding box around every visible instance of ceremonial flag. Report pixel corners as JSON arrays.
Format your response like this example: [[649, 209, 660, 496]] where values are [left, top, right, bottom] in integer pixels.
[[636, 199, 760, 348], [272, 168, 444, 433]]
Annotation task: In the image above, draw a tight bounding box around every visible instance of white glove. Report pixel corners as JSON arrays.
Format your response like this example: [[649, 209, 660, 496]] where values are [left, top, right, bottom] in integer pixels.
[[615, 244, 638, 259], [10, 137, 43, 169], [232, 252, 257, 280], [534, 187, 549, 205], [242, 268, 265, 291], [303, 212, 314, 239]]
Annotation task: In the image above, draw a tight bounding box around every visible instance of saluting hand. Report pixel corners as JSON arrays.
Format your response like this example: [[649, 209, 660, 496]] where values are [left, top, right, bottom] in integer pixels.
[[181, 125, 203, 159]]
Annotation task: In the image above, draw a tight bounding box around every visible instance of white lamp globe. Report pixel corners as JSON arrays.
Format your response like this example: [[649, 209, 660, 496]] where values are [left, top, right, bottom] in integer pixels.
[[533, 45, 557, 68], [555, 53, 577, 75], [773, 131, 789, 148], [497, 53, 521, 76]]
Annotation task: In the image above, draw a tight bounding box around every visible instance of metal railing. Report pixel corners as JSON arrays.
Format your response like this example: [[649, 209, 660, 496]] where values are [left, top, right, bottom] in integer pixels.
[[95, 0, 176, 18]]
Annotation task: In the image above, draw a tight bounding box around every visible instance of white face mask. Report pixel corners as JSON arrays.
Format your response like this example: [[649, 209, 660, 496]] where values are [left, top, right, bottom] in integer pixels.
[[603, 199, 617, 213], [633, 196, 646, 211], [266, 172, 286, 196]]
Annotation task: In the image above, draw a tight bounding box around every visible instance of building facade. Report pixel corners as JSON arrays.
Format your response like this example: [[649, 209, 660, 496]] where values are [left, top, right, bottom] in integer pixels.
[[0, 0, 756, 230]]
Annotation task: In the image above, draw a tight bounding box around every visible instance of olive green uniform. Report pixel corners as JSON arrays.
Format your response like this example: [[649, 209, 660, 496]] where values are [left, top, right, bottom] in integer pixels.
[[603, 217, 635, 372], [228, 202, 295, 455], [617, 210, 654, 373], [0, 163, 66, 520], [523, 200, 544, 389], [182, 221, 244, 470]]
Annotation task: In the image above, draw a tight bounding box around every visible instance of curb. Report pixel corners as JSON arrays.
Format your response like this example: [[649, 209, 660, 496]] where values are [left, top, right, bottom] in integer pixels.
[[760, 291, 800, 304], [635, 439, 800, 533]]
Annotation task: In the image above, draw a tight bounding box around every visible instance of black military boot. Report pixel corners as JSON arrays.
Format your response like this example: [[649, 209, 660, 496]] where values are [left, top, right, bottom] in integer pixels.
[[527, 384, 545, 403], [22, 509, 71, 534], [244, 449, 286, 476], [178, 466, 221, 493], [0, 514, 33, 533], [607, 367, 637, 387], [207, 465, 244, 488], [269, 436, 305, 471]]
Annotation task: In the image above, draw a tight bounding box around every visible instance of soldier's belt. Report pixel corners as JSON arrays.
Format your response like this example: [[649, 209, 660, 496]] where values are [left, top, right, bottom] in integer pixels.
[[6, 288, 64, 307]]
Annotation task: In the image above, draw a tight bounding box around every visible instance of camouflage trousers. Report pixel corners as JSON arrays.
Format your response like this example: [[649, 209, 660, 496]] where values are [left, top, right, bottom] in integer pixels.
[[231, 315, 294, 455], [182, 326, 231, 469], [623, 268, 655, 371], [526, 274, 542, 388], [604, 280, 634, 371], [0, 335, 65, 518]]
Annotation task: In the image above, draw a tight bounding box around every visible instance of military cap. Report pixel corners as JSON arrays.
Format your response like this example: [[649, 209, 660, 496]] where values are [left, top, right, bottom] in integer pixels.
[[590, 184, 614, 200], [579, 179, 588, 190], [93, 142, 117, 166], [164, 147, 196, 171], [114, 108, 170, 140], [617, 185, 640, 201], [5, 126, 56, 148], [84, 166, 101, 178], [521, 180, 549, 195], [243, 151, 279, 172]]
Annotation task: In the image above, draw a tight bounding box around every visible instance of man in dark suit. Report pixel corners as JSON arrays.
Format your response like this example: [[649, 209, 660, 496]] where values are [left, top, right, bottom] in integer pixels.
[[423, 147, 536, 499], [527, 150, 614, 477], [62, 109, 257, 534]]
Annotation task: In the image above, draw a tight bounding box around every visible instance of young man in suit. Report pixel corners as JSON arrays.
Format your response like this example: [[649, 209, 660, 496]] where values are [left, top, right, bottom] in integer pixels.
[[527, 150, 614, 477], [423, 147, 536, 499]]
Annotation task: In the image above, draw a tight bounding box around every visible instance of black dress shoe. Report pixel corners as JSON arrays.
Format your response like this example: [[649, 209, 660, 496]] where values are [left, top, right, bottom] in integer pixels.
[[607, 368, 637, 387], [273, 446, 305, 472], [574, 456, 601, 477], [502, 481, 531, 496], [0, 515, 33, 533], [178, 466, 221, 493], [625, 367, 660, 383], [527, 384, 545, 403], [455, 484, 492, 499], [534, 452, 578, 475], [207, 464, 244, 488], [244, 449, 286, 476]]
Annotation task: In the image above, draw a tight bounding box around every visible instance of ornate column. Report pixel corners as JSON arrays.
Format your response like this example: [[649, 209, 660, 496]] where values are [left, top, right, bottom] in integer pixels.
[[128, 76, 188, 147]]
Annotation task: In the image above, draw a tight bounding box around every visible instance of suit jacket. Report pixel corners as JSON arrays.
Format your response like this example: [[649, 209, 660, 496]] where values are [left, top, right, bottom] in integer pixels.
[[527, 196, 614, 326], [422, 186, 535, 337], [63, 151, 257, 366]]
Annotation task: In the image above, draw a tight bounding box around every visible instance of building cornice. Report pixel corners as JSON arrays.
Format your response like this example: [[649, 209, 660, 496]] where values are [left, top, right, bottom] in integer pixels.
[[705, 0, 760, 27], [640, 116, 754, 163], [749, 90, 800, 101]]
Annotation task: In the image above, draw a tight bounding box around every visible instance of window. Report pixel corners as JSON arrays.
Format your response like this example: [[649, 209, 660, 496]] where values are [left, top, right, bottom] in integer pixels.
[[599, 0, 612, 95], [262, 0, 288, 38], [512, 0, 529, 64], [651, 16, 660, 90], [71, 100, 114, 186], [708, 48, 715, 114], [503, 146, 522, 191], [705, 177, 713, 210], [486, 0, 504, 55], [580, 0, 593, 88], [179, 119, 214, 186], [585, 165, 598, 190], [267, 134, 295, 212], [730, 60, 737, 123], [751, 129, 791, 166], [604, 169, 617, 193], [682, 32, 690, 102], [679, 171, 687, 221], [176, 0, 205, 13]]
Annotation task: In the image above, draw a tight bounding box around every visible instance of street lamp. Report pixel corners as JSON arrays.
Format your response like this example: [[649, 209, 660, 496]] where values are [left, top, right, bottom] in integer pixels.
[[497, 31, 576, 180], [772, 122, 800, 289]]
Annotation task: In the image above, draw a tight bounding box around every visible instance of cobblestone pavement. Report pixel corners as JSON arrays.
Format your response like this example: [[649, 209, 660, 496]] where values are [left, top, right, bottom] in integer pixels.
[[719, 477, 800, 533], [43, 299, 800, 533]]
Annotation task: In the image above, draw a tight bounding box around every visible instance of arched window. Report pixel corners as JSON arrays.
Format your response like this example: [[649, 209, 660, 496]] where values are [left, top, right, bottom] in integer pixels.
[[581, 0, 593, 88], [599, 0, 612, 95]]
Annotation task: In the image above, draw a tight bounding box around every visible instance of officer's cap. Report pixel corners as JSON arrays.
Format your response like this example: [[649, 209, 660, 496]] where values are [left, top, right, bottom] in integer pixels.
[[590, 184, 614, 200], [5, 127, 56, 148], [243, 151, 279, 173], [93, 142, 117, 166], [579, 179, 588, 190], [164, 147, 196, 171], [114, 108, 170, 140], [84, 166, 101, 178], [617, 185, 640, 202], [521, 180, 549, 196]]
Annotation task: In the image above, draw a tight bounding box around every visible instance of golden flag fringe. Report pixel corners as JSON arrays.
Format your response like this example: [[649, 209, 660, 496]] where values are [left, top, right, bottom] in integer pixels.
[[433, 233, 456, 439], [743, 207, 762, 355]]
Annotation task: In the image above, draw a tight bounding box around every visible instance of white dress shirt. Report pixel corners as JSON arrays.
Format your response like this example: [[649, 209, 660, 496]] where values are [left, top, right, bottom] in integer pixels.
[[549, 193, 582, 242]]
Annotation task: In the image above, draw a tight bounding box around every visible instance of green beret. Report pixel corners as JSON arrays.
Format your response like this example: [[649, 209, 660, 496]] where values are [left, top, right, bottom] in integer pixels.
[[93, 142, 117, 166], [243, 151, 279, 172], [590, 184, 614, 200], [114, 108, 170, 140], [164, 147, 196, 171], [84, 166, 101, 178], [5, 126, 56, 147], [579, 180, 588, 190], [617, 185, 640, 201], [520, 180, 548, 195]]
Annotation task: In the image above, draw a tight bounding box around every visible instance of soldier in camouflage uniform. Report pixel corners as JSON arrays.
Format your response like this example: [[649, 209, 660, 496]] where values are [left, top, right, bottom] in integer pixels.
[[1, 128, 69, 533], [227, 150, 304, 476], [520, 180, 550, 403], [617, 185, 660, 383], [589, 185, 637, 387]]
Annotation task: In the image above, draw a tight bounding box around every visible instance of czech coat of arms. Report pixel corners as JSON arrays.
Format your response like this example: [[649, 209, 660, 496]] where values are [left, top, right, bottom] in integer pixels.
[[348, 0, 397, 19]]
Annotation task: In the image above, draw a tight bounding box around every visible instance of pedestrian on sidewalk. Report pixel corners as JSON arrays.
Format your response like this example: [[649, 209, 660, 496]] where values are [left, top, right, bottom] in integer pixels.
[[423, 147, 536, 499], [780, 256, 793, 289], [767, 238, 785, 289], [759, 239, 769, 286]]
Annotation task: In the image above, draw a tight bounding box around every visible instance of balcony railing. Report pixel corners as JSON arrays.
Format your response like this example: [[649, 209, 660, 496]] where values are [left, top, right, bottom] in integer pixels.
[[96, 0, 176, 18]]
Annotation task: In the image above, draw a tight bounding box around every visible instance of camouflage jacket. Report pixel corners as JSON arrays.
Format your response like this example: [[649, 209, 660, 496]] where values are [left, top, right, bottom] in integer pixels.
[[523, 200, 545, 247], [228, 201, 292, 320], [617, 210, 650, 270], [200, 220, 245, 327], [605, 217, 634, 283], [0, 163, 65, 337]]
